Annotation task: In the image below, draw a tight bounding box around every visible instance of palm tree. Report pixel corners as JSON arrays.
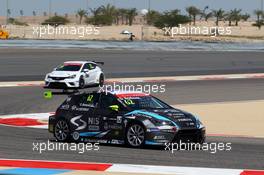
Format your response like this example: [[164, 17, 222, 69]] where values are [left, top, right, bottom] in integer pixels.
[[101, 4, 116, 24], [90, 7, 103, 17], [213, 9, 225, 26], [20, 10, 24, 21], [114, 9, 121, 25], [127, 8, 137, 26], [231, 8, 242, 26], [20, 10, 24, 17], [254, 10, 263, 23], [119, 8, 128, 25], [7, 9, 11, 17], [225, 11, 233, 26], [186, 6, 201, 25], [200, 6, 209, 20], [77, 9, 87, 24], [33, 11, 37, 24], [146, 10, 160, 25], [200, 6, 213, 21], [241, 13, 250, 21], [253, 10, 264, 29], [204, 12, 213, 21]]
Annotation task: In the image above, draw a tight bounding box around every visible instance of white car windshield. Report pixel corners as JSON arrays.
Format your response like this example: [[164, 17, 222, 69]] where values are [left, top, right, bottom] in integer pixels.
[[56, 64, 82, 71]]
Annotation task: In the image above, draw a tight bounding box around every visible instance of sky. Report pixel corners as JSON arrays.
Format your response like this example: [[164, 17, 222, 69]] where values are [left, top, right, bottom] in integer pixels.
[[0, 0, 263, 16]]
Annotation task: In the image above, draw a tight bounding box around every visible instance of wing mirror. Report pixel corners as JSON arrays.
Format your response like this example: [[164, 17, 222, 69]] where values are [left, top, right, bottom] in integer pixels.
[[83, 69, 89, 73], [109, 105, 119, 112]]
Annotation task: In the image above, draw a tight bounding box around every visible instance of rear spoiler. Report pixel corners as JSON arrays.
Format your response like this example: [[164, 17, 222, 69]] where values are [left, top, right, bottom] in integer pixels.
[[92, 61, 104, 65]]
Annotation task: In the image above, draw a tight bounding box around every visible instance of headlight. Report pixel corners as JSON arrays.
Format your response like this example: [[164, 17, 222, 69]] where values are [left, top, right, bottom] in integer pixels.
[[47, 75, 51, 79], [149, 118, 173, 126], [195, 115, 204, 129], [68, 75, 76, 79]]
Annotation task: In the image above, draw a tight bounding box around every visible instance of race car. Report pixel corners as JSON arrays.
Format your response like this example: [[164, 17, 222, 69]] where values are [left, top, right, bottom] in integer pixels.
[[44, 61, 104, 89], [48, 91, 206, 147]]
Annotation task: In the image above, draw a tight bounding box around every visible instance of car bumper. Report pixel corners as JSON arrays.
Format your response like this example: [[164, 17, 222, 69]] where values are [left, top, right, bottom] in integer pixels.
[[48, 115, 56, 133], [44, 79, 80, 89], [145, 127, 206, 145]]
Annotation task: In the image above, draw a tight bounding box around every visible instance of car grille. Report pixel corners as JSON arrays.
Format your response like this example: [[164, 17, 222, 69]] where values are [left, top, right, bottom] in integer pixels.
[[48, 82, 68, 89], [173, 129, 205, 143], [50, 77, 66, 81]]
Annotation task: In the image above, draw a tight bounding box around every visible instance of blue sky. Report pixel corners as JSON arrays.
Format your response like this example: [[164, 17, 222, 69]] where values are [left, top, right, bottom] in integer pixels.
[[0, 0, 263, 16]]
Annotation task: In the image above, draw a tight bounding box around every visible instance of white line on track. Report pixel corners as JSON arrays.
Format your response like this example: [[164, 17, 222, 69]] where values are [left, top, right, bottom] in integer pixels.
[[0, 73, 264, 88]]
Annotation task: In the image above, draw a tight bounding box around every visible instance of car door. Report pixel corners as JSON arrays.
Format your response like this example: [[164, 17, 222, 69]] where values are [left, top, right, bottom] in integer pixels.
[[94, 94, 124, 139], [81, 63, 93, 84], [69, 93, 99, 133], [87, 63, 98, 84]]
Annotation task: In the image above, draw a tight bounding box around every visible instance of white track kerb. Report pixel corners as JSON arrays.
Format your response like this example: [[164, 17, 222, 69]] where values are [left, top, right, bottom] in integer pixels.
[[0, 158, 263, 175], [0, 73, 264, 87], [107, 164, 244, 175]]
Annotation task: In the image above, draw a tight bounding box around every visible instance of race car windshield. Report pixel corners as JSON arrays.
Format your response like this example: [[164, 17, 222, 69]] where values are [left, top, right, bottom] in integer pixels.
[[118, 96, 171, 110], [56, 64, 82, 71]]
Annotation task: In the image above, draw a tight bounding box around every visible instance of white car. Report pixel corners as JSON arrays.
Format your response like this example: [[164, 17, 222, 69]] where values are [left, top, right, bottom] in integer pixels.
[[44, 61, 104, 89]]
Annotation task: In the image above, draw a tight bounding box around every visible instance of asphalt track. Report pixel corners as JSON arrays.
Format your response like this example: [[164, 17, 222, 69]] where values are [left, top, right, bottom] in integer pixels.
[[0, 48, 264, 170], [0, 48, 264, 81], [0, 79, 264, 169], [0, 79, 264, 115]]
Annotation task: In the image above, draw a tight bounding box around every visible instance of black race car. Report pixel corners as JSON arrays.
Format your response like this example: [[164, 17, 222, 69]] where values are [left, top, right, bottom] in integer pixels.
[[48, 91, 206, 147]]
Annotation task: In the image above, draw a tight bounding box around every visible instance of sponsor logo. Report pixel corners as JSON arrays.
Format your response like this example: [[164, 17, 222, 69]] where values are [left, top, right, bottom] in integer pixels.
[[60, 104, 70, 110], [178, 118, 193, 122], [88, 117, 100, 125], [154, 135, 166, 140], [88, 125, 100, 131], [80, 103, 95, 108], [71, 105, 90, 112], [70, 115, 87, 131], [104, 122, 122, 130], [72, 132, 80, 140]]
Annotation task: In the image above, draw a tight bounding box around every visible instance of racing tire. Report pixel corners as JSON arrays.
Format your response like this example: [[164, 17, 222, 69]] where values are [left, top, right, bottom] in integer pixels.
[[99, 74, 104, 87], [79, 77, 85, 89], [125, 123, 145, 148], [54, 119, 71, 142]]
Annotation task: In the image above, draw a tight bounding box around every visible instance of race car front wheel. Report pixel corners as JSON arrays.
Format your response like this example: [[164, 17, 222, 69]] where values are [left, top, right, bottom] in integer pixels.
[[126, 123, 145, 147], [79, 77, 85, 89], [54, 120, 70, 142]]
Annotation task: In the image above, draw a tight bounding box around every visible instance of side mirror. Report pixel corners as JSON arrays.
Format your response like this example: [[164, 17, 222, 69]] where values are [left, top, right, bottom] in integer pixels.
[[109, 105, 119, 112], [83, 69, 89, 73]]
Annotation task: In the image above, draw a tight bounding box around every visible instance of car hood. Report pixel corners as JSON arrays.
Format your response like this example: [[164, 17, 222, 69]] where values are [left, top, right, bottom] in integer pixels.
[[48, 71, 78, 77], [126, 109, 198, 129]]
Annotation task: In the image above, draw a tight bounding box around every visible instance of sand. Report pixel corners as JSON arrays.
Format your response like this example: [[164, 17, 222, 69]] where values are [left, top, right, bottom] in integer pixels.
[[175, 100, 264, 138], [2, 20, 264, 42]]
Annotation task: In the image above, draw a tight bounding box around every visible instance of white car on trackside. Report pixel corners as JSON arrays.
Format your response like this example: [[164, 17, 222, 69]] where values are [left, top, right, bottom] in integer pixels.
[[44, 61, 105, 89]]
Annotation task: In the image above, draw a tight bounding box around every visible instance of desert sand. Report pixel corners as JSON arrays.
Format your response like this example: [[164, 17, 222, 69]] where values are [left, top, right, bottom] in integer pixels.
[[2, 20, 264, 42]]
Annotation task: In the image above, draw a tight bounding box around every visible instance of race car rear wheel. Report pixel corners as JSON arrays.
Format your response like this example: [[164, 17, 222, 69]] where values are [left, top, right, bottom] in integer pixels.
[[54, 120, 70, 142], [79, 77, 85, 89], [126, 124, 145, 147]]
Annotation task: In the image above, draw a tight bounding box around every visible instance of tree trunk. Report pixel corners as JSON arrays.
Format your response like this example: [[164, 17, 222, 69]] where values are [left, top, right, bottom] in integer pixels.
[[216, 17, 219, 26]]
